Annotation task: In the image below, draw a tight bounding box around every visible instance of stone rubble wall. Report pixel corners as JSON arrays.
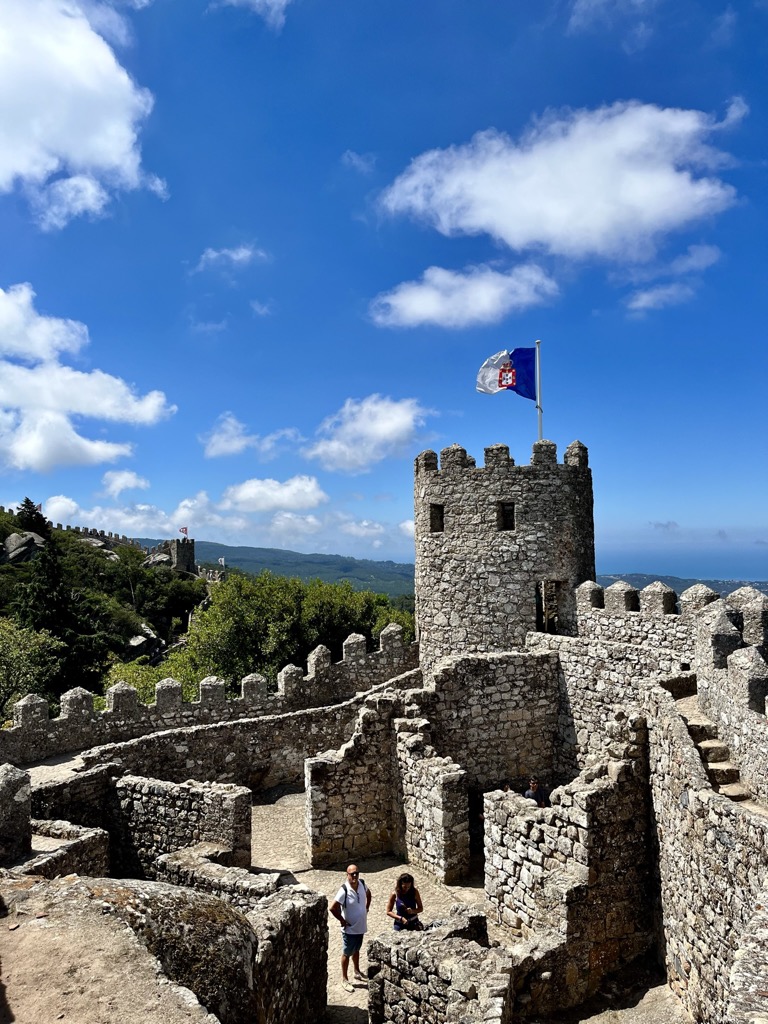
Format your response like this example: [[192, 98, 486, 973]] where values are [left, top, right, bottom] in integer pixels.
[[0, 763, 31, 865], [525, 632, 686, 775], [0, 624, 418, 768], [155, 843, 328, 1024], [22, 819, 110, 878], [394, 714, 470, 884], [77, 673, 420, 789], [368, 906, 516, 1024], [30, 762, 116, 830], [484, 734, 652, 1012], [112, 775, 252, 879], [694, 600, 768, 804], [414, 440, 595, 673], [574, 579, 717, 662], [424, 651, 561, 791], [725, 887, 768, 1024], [305, 691, 471, 880], [643, 681, 768, 1024], [156, 841, 279, 908], [305, 693, 400, 867]]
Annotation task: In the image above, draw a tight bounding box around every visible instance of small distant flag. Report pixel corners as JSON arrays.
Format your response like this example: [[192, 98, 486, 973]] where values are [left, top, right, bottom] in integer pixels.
[[218, 557, 225, 566], [179, 526, 188, 537], [476, 348, 536, 401], [35, 503, 42, 512]]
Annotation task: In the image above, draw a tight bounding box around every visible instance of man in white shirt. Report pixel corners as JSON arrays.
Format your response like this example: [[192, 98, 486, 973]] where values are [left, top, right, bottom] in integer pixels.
[[329, 863, 372, 992]]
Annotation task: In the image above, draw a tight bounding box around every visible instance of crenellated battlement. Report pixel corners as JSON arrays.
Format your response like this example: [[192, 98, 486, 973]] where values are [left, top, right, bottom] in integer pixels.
[[0, 623, 418, 768], [414, 438, 589, 477], [0, 507, 144, 548]]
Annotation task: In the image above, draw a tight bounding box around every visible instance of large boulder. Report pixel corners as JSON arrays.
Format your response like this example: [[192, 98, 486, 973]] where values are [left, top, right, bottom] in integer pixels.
[[2, 532, 46, 565]]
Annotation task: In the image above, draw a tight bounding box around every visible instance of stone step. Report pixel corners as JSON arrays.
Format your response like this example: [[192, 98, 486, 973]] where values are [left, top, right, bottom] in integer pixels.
[[682, 717, 718, 743], [697, 738, 730, 763], [716, 782, 752, 802], [707, 762, 741, 786]]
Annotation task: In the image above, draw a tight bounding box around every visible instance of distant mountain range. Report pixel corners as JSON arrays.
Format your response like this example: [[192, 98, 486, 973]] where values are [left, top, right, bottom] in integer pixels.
[[137, 539, 416, 598], [138, 538, 767, 600]]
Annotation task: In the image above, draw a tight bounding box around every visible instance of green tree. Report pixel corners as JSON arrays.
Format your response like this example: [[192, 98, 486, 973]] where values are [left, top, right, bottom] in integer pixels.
[[184, 571, 304, 684], [15, 497, 50, 537], [0, 617, 66, 718], [13, 539, 115, 699]]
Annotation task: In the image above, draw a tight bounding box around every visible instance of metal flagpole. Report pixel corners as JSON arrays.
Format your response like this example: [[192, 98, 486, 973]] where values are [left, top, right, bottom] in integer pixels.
[[535, 339, 543, 440]]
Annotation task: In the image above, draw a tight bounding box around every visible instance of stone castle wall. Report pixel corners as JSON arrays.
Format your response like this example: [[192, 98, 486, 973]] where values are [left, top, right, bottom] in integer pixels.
[[425, 650, 560, 791], [154, 845, 327, 1024], [526, 632, 687, 775], [644, 681, 768, 1024], [368, 907, 515, 1024], [574, 579, 719, 661], [0, 624, 418, 768], [694, 599, 768, 803], [305, 693, 399, 867], [393, 713, 470, 884], [306, 693, 471, 881], [22, 819, 110, 879], [77, 674, 420, 790], [111, 775, 252, 878], [484, 738, 652, 1012], [414, 439, 595, 672]]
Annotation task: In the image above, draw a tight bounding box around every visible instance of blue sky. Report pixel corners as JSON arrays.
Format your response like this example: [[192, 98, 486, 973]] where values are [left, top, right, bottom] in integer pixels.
[[1, 0, 766, 580]]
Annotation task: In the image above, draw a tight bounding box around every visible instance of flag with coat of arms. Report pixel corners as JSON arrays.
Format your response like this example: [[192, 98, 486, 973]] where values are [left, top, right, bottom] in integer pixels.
[[476, 348, 536, 401]]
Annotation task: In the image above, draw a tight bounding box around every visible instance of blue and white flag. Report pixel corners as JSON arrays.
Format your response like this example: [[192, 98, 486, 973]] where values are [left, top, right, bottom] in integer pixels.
[[476, 348, 537, 401]]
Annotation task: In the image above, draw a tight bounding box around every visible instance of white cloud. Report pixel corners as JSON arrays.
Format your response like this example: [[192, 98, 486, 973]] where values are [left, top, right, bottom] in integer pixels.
[[710, 6, 737, 47], [370, 263, 558, 328], [668, 244, 721, 275], [4, 411, 133, 472], [399, 519, 415, 539], [340, 519, 386, 539], [44, 490, 250, 537], [102, 469, 150, 498], [304, 395, 431, 474], [0, 0, 162, 229], [0, 283, 88, 361], [626, 282, 695, 313], [381, 100, 744, 263], [342, 150, 376, 174], [33, 174, 111, 231], [250, 300, 272, 316], [220, 475, 329, 512], [202, 413, 302, 458], [217, 0, 293, 30], [0, 282, 174, 471], [269, 511, 322, 539], [568, 0, 659, 34], [190, 317, 228, 334], [192, 244, 268, 274]]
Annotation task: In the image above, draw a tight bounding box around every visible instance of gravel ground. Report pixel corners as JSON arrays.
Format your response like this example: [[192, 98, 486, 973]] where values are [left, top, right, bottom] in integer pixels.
[[251, 790, 691, 1024]]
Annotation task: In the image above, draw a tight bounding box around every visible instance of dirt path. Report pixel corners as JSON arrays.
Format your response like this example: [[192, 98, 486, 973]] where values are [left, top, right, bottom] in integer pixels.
[[251, 791, 690, 1024]]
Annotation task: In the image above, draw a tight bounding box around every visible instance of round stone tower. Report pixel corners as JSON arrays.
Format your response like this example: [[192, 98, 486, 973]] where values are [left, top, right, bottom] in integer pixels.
[[414, 439, 595, 672]]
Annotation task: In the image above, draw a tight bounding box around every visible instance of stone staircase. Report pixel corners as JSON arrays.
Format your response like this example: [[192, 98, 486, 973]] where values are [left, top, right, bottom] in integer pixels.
[[676, 694, 752, 802]]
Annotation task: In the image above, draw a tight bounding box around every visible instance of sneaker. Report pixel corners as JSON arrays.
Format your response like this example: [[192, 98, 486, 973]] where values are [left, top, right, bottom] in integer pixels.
[[342, 980, 354, 993]]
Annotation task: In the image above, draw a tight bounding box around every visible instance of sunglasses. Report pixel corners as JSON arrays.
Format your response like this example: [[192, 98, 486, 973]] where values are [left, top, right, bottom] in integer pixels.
[[347, 871, 359, 876]]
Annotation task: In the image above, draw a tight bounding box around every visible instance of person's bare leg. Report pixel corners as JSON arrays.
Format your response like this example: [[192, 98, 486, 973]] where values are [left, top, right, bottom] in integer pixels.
[[352, 950, 365, 980], [341, 953, 350, 981]]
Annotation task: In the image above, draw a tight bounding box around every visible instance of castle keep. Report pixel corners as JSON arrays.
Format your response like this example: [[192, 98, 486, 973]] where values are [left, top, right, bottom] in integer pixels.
[[1, 439, 767, 1024]]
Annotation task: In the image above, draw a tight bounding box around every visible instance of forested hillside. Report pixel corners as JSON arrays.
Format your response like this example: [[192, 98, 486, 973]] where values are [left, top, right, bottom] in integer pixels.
[[0, 505, 414, 717]]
